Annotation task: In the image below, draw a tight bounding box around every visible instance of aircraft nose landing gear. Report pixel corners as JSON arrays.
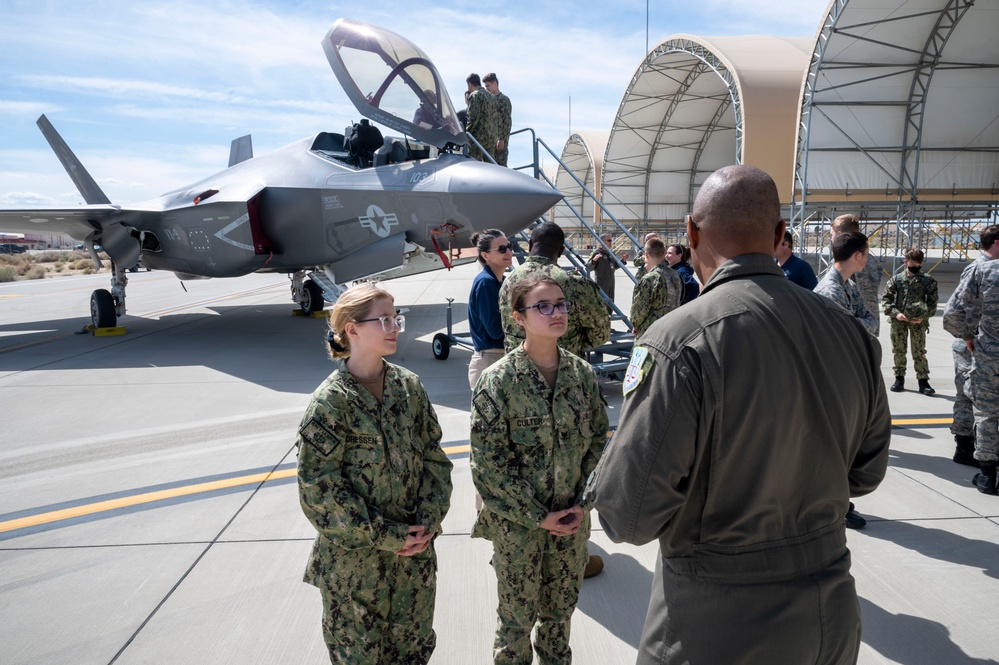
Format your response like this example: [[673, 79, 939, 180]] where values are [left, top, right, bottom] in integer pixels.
[[90, 262, 128, 329]]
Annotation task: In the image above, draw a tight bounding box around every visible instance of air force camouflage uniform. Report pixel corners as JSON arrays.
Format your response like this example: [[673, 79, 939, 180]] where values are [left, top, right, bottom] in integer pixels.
[[854, 254, 883, 335], [944, 259, 999, 463], [500, 256, 610, 357], [297, 361, 453, 664], [471, 348, 609, 665], [882, 269, 938, 379], [813, 266, 879, 337], [630, 262, 682, 338], [946, 257, 988, 442], [466, 87, 499, 162]]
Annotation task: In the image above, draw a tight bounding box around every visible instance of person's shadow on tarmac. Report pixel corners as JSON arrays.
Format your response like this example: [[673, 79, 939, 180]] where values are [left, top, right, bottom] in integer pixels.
[[573, 541, 652, 648]]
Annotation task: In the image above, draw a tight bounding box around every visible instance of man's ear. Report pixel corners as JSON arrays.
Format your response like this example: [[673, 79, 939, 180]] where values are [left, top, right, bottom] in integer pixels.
[[686, 215, 699, 249], [774, 219, 787, 253]]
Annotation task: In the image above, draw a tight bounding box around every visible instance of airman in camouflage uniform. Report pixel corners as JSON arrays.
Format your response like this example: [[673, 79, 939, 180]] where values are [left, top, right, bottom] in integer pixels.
[[297, 361, 453, 663], [483, 73, 512, 167], [813, 232, 878, 337], [882, 249, 938, 394], [630, 238, 682, 338], [944, 242, 999, 493], [466, 73, 499, 163], [471, 346, 609, 664], [501, 258, 610, 357], [854, 254, 883, 335]]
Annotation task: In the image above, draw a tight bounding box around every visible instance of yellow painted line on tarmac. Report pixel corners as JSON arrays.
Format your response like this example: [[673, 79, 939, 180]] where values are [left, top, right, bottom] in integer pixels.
[[443, 443, 471, 456], [0, 294, 26, 299], [892, 417, 952, 426], [0, 332, 76, 353], [0, 468, 297, 534]]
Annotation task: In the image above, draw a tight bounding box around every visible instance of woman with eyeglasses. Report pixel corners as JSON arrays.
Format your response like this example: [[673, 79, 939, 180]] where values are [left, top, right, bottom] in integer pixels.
[[470, 273, 609, 664], [467, 229, 514, 390], [296, 283, 453, 664]]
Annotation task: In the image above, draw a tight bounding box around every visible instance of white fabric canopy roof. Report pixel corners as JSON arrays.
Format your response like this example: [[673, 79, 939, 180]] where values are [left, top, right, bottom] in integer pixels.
[[795, 0, 999, 209], [553, 132, 608, 229]]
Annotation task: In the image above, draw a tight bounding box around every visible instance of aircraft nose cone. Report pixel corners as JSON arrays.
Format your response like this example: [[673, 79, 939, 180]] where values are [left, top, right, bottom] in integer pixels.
[[445, 159, 563, 237]]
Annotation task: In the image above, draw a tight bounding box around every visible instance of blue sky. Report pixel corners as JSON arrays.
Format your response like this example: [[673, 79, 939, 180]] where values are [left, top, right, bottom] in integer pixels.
[[0, 0, 829, 207]]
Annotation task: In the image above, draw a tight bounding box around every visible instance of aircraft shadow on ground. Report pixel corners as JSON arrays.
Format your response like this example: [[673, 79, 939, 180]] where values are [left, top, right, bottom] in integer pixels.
[[574, 541, 652, 648], [859, 517, 999, 582], [0, 303, 460, 394], [859, 597, 999, 665]]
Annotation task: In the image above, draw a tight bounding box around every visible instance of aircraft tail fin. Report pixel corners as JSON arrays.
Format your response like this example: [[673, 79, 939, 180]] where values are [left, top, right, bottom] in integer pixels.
[[228, 135, 253, 167], [36, 114, 111, 205]]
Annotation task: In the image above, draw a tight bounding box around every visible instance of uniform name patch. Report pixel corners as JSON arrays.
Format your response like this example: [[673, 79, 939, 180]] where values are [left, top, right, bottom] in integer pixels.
[[344, 434, 380, 445], [623, 347, 651, 396], [515, 416, 546, 428]]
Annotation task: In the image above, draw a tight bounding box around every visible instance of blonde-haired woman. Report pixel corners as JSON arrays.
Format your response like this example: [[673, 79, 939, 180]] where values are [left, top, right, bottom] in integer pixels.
[[296, 283, 452, 664]]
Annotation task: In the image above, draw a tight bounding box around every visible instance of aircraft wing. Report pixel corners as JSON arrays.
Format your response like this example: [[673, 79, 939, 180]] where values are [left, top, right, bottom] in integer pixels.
[[0, 206, 118, 241]]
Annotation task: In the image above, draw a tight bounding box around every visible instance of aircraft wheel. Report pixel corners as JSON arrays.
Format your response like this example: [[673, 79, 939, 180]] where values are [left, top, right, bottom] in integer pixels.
[[91, 289, 116, 328], [432, 333, 450, 360], [301, 280, 325, 314]]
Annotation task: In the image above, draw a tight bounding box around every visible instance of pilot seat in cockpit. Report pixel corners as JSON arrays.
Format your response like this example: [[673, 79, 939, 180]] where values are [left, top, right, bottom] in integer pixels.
[[347, 119, 384, 168]]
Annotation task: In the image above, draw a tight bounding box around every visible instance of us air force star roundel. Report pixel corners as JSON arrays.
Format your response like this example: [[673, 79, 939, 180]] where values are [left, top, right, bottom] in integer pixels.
[[623, 346, 651, 396]]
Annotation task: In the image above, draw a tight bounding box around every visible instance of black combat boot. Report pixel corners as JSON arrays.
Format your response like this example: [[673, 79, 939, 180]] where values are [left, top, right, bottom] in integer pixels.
[[972, 462, 997, 495], [890, 376, 904, 392], [953, 435, 978, 467], [918, 379, 935, 395], [844, 502, 867, 529]]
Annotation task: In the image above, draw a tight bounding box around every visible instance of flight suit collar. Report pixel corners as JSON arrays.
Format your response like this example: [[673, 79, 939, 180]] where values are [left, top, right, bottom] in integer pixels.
[[700, 253, 785, 295]]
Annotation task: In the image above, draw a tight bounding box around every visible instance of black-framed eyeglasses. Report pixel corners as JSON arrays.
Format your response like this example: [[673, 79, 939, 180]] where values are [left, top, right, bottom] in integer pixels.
[[518, 300, 571, 316], [354, 315, 406, 333], [487, 244, 512, 254]]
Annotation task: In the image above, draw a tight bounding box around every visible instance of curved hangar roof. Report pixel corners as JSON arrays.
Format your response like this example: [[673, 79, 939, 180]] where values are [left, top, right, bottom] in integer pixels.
[[795, 0, 999, 208], [601, 35, 811, 224], [553, 132, 608, 229]]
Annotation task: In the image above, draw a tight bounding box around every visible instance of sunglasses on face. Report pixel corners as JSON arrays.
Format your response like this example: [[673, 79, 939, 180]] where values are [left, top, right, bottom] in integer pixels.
[[354, 315, 406, 333], [487, 244, 512, 254], [518, 300, 572, 316]]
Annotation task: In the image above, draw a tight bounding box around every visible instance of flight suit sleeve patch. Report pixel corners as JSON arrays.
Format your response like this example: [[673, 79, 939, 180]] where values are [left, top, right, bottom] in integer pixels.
[[299, 417, 340, 457], [623, 346, 653, 396], [472, 390, 501, 428]]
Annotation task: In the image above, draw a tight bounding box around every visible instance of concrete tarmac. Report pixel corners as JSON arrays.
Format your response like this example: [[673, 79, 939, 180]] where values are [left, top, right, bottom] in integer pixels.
[[1, 261, 997, 664]]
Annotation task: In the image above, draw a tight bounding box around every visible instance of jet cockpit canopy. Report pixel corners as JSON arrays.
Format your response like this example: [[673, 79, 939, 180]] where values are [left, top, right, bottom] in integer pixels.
[[323, 18, 466, 149]]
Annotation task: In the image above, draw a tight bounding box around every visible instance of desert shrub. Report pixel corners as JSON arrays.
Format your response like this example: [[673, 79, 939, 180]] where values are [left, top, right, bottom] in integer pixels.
[[27, 266, 46, 280], [0, 265, 16, 282], [83, 267, 94, 274], [35, 250, 64, 262], [74, 259, 95, 270]]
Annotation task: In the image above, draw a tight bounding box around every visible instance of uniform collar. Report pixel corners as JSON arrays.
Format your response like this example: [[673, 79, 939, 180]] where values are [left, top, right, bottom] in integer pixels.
[[701, 254, 786, 295]]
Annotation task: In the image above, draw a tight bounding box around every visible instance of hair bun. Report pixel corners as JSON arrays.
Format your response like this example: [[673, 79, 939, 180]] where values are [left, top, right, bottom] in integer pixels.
[[327, 330, 347, 353]]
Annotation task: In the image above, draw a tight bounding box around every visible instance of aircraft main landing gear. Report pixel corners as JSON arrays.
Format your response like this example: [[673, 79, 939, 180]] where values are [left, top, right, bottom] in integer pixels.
[[290, 269, 347, 315]]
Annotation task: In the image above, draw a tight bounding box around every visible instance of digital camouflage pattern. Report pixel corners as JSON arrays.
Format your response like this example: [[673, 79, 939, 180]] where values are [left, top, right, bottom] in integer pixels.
[[500, 256, 611, 357], [470, 348, 609, 665], [854, 254, 883, 335], [883, 270, 938, 379], [633, 254, 647, 280], [466, 87, 499, 162], [813, 267, 878, 336], [944, 257, 999, 462], [297, 361, 453, 664], [493, 91, 512, 167], [945, 257, 988, 439], [630, 262, 682, 338]]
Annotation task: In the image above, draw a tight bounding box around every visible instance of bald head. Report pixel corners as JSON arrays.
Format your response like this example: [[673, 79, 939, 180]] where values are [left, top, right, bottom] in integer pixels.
[[692, 165, 781, 239], [687, 165, 784, 282]]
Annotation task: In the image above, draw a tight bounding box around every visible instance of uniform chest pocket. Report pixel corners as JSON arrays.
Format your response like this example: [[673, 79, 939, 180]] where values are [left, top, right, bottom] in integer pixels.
[[510, 415, 554, 449], [343, 433, 384, 466]]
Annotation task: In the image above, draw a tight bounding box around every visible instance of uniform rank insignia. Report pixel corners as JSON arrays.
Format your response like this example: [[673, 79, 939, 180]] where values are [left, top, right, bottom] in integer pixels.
[[472, 390, 501, 427], [299, 417, 340, 457], [623, 347, 652, 396]]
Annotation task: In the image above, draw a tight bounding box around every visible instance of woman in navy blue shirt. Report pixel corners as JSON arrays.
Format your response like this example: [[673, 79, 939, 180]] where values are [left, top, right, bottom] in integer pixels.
[[665, 243, 700, 304], [467, 229, 513, 390]]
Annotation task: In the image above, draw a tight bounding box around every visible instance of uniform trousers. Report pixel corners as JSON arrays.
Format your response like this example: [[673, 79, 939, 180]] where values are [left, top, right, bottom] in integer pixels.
[[490, 522, 588, 665], [890, 321, 929, 378], [952, 339, 975, 438], [970, 352, 999, 462], [637, 550, 861, 665], [315, 546, 437, 664]]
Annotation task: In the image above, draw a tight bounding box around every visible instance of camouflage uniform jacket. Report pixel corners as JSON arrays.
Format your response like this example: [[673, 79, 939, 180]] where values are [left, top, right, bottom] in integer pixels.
[[297, 361, 453, 578], [854, 253, 883, 314], [630, 262, 682, 338], [470, 347, 609, 539], [500, 256, 611, 356], [465, 87, 498, 158], [944, 257, 999, 350], [813, 266, 878, 336], [882, 270, 938, 328], [493, 91, 512, 143]]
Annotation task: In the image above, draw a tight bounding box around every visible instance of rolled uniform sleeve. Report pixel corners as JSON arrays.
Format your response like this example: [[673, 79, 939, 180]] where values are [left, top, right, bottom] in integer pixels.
[[590, 346, 702, 545]]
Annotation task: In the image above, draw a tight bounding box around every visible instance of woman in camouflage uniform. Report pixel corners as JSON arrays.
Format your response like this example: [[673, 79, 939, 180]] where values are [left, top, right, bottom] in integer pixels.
[[471, 273, 609, 665], [297, 283, 453, 664]]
